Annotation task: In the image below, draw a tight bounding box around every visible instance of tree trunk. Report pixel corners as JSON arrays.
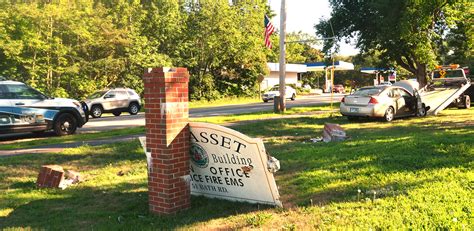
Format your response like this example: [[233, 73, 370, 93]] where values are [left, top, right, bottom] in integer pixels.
[[415, 63, 428, 87]]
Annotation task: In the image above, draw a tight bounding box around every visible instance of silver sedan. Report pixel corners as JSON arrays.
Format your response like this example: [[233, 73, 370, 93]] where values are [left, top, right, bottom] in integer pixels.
[[340, 84, 427, 122]]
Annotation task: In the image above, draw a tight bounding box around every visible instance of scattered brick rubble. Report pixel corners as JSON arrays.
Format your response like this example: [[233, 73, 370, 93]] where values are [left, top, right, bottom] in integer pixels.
[[36, 165, 82, 189], [322, 123, 347, 142]]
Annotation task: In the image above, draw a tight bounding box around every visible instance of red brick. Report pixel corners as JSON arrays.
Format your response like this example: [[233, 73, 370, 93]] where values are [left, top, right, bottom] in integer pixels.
[[36, 165, 65, 188], [143, 67, 191, 215]]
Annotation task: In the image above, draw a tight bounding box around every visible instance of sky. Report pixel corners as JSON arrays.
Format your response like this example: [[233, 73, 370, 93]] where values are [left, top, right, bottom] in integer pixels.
[[268, 0, 359, 56]]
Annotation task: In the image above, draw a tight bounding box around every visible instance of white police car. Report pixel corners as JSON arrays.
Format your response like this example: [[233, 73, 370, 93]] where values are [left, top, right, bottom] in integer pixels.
[[0, 77, 88, 136]]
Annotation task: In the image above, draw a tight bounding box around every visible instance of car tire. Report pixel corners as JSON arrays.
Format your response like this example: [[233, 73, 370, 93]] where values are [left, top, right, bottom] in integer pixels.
[[53, 113, 77, 136], [384, 107, 395, 122], [112, 112, 121, 116], [290, 93, 296, 101], [458, 95, 470, 109], [263, 99, 268, 103], [128, 103, 139, 115], [416, 103, 427, 117], [91, 105, 103, 118]]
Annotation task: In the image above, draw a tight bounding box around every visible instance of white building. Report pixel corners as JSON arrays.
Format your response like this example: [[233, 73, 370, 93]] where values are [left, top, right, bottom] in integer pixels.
[[261, 63, 307, 90]]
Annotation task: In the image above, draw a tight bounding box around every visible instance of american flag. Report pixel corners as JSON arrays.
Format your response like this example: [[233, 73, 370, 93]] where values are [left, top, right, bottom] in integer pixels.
[[264, 15, 275, 49]]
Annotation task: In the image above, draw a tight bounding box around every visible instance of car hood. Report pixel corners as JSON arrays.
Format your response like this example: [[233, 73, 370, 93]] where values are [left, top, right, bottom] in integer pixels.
[[33, 98, 81, 108], [264, 91, 280, 96]]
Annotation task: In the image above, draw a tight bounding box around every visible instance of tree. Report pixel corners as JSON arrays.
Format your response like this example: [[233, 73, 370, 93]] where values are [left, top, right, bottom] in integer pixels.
[[178, 0, 269, 100], [316, 0, 471, 87]]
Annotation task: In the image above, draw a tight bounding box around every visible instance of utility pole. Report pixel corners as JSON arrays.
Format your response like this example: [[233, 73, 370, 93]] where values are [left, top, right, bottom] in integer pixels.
[[278, 0, 286, 112]]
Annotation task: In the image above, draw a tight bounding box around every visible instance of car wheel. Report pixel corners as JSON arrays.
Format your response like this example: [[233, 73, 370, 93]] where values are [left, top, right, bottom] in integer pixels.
[[416, 104, 427, 117], [128, 103, 139, 115], [290, 93, 296, 101], [458, 95, 470, 109], [91, 105, 103, 118], [112, 112, 122, 116], [263, 99, 268, 103], [384, 107, 395, 122], [53, 113, 77, 136]]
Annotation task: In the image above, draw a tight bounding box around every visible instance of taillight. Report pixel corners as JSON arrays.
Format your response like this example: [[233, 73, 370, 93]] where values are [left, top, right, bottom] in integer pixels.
[[368, 97, 378, 104], [341, 97, 345, 103]]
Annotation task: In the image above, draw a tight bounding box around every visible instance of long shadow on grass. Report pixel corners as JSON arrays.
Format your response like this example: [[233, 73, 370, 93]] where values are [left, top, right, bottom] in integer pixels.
[[0, 141, 265, 229], [230, 115, 474, 206], [0, 181, 264, 229]]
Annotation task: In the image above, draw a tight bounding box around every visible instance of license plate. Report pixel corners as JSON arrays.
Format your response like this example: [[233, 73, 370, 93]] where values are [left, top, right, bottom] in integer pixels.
[[350, 108, 359, 113]]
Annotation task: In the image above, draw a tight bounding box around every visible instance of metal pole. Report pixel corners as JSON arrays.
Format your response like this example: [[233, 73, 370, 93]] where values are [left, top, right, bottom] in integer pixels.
[[278, 0, 286, 112]]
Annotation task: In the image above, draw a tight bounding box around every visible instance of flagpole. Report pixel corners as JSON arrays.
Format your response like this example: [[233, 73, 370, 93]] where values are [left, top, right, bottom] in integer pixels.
[[278, 0, 286, 112]]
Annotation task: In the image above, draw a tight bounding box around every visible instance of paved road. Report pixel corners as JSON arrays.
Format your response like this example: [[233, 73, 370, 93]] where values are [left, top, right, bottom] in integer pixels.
[[0, 94, 343, 141], [79, 93, 343, 133]]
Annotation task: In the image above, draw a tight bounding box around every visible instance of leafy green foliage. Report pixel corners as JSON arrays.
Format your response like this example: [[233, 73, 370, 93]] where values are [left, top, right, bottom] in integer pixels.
[[317, 0, 472, 86], [0, 0, 274, 100]]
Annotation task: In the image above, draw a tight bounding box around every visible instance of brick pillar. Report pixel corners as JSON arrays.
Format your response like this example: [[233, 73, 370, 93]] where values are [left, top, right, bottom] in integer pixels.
[[143, 67, 190, 214]]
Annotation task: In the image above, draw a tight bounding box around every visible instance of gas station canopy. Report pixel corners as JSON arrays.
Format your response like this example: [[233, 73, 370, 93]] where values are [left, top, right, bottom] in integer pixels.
[[306, 61, 355, 72], [360, 67, 386, 74]]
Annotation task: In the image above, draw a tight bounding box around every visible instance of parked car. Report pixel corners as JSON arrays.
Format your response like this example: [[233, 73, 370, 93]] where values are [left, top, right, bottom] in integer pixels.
[[261, 86, 296, 103], [378, 82, 392, 86], [340, 81, 427, 122], [85, 88, 141, 118], [0, 78, 88, 135], [332, 84, 345, 93]]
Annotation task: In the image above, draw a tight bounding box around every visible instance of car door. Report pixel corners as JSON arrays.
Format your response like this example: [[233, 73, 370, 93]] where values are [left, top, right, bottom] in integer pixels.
[[0, 85, 14, 128], [392, 88, 408, 116], [388, 88, 406, 116], [398, 88, 416, 114], [5, 84, 45, 108], [115, 90, 129, 108], [2, 84, 48, 131], [102, 91, 117, 110]]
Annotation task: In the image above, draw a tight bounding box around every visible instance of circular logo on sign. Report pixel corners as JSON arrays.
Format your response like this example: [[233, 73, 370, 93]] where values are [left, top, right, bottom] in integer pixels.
[[190, 143, 209, 168]]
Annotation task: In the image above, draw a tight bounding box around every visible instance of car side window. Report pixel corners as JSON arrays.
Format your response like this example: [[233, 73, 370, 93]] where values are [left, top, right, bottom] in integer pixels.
[[104, 91, 116, 98], [392, 89, 400, 98], [386, 89, 394, 98], [0, 85, 8, 99], [5, 84, 45, 100], [398, 89, 411, 97], [117, 91, 128, 98]]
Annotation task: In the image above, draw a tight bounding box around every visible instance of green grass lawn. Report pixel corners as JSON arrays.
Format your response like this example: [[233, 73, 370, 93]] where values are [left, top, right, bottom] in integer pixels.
[[189, 96, 262, 108], [0, 127, 145, 150], [0, 108, 472, 229]]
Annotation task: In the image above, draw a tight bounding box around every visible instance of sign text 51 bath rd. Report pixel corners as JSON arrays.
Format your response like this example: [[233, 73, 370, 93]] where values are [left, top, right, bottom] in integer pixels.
[[189, 122, 282, 207]]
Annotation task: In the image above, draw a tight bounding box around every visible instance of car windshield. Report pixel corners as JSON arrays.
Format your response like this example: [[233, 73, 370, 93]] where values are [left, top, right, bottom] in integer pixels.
[[433, 70, 464, 79], [269, 86, 279, 91], [353, 87, 384, 96], [87, 91, 108, 99]]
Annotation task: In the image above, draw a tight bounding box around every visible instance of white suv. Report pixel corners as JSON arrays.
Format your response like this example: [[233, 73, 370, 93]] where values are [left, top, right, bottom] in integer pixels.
[[0, 78, 88, 136], [262, 86, 297, 102], [85, 88, 141, 118]]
